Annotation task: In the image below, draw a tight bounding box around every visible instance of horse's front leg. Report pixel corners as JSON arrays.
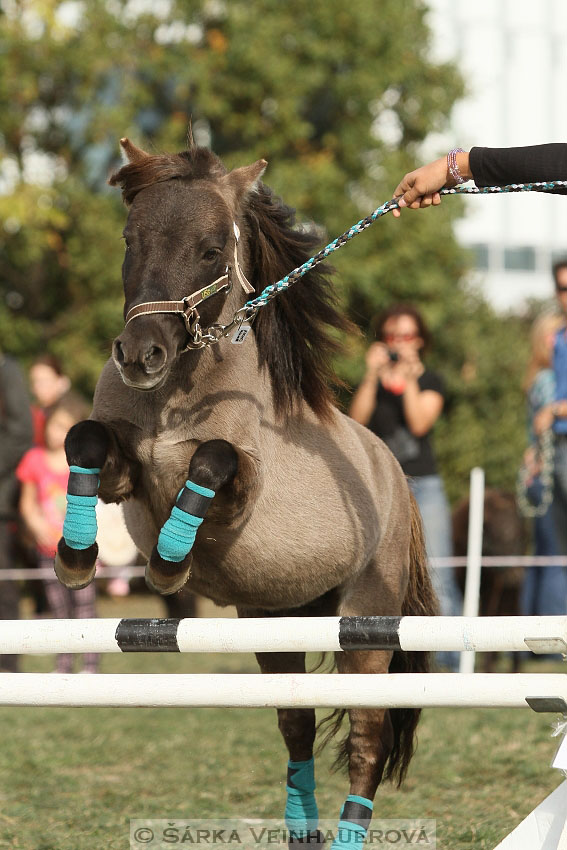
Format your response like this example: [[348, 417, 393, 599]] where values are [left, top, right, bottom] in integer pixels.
[[146, 439, 245, 595], [55, 420, 134, 589]]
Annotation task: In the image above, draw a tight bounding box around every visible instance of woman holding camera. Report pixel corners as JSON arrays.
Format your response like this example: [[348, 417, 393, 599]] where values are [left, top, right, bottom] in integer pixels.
[[349, 303, 461, 669]]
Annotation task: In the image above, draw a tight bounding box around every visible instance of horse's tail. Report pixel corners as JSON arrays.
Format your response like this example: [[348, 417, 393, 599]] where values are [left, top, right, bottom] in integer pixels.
[[385, 487, 439, 786]]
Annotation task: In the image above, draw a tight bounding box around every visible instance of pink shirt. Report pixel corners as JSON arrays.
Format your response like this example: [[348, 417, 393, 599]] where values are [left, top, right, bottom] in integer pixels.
[[16, 447, 68, 556]]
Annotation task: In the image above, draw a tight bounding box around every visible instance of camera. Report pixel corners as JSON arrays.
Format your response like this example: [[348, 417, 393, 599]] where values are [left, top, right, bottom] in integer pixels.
[[388, 349, 399, 363]]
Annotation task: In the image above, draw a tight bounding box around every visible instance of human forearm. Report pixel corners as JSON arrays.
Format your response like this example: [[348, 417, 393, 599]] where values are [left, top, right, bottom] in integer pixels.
[[19, 485, 54, 548], [402, 382, 442, 437], [349, 375, 379, 426]]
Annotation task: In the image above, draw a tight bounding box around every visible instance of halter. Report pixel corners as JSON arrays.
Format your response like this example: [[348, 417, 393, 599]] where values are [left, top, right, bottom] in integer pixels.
[[124, 223, 255, 351]]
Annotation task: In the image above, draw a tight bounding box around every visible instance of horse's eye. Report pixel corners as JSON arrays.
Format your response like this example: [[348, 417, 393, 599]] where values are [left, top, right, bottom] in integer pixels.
[[203, 248, 221, 262]]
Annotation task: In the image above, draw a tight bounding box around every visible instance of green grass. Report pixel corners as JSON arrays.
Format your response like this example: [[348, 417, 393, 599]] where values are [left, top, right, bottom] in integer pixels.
[[0, 594, 564, 849]]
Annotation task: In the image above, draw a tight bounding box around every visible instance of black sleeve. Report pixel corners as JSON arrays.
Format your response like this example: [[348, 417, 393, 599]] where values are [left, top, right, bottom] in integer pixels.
[[469, 144, 567, 194], [0, 357, 33, 478], [418, 369, 445, 400]]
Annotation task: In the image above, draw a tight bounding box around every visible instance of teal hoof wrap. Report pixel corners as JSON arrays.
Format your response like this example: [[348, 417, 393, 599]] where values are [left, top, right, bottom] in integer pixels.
[[157, 479, 215, 563], [62, 466, 100, 550], [331, 796, 373, 850], [285, 758, 318, 840]]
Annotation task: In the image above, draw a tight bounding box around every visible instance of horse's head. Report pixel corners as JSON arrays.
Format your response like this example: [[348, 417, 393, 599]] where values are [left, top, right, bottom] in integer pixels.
[[109, 138, 266, 391]]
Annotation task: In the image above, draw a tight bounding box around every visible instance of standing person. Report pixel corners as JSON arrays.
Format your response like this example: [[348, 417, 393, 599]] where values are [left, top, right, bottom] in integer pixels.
[[533, 260, 567, 569], [349, 303, 461, 670], [29, 354, 71, 447], [519, 311, 566, 617], [21, 354, 71, 615], [16, 393, 99, 674], [0, 352, 33, 672]]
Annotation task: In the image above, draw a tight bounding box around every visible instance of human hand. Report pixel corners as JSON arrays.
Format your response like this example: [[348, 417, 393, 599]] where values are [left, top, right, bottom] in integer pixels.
[[534, 405, 554, 436], [31, 518, 60, 550], [395, 344, 423, 380], [391, 152, 471, 218], [523, 446, 541, 481], [364, 342, 391, 377]]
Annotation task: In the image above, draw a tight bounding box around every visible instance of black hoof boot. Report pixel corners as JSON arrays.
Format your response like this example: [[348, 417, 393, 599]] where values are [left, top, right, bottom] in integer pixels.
[[145, 546, 192, 595], [54, 539, 98, 589]]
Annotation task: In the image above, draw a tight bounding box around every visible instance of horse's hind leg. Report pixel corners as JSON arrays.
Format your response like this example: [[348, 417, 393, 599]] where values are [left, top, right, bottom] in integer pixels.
[[55, 420, 133, 589], [255, 650, 324, 848], [332, 649, 395, 847]]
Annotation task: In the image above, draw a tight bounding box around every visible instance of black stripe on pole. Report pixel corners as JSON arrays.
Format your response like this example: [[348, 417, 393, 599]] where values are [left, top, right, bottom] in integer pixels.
[[115, 618, 181, 652], [338, 616, 402, 650]]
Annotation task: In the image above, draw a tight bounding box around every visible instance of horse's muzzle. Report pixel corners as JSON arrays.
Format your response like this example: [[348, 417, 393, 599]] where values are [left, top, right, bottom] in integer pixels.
[[112, 336, 169, 390]]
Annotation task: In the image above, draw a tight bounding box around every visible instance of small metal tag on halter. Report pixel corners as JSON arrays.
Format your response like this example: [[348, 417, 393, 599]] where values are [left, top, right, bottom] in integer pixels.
[[231, 323, 252, 344]]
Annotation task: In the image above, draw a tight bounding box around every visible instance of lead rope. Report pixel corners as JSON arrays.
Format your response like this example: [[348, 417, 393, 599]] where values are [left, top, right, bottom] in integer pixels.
[[242, 180, 567, 318], [516, 427, 555, 519]]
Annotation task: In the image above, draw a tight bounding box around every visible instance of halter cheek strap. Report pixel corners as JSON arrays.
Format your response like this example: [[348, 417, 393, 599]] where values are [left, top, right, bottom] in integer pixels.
[[124, 223, 254, 348]]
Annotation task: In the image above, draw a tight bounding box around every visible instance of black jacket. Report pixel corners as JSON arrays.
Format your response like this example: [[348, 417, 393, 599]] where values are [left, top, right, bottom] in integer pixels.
[[0, 355, 32, 520], [470, 143, 567, 193]]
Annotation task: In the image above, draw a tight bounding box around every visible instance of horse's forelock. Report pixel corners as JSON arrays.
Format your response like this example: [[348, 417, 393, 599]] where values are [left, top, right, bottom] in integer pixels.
[[108, 148, 226, 205]]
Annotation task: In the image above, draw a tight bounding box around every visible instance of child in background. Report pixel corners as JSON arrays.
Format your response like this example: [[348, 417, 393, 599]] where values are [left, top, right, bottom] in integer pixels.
[[29, 354, 71, 447], [16, 393, 99, 674]]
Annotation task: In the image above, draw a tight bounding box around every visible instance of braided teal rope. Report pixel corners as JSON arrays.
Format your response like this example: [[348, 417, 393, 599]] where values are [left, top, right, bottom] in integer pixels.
[[243, 180, 567, 315]]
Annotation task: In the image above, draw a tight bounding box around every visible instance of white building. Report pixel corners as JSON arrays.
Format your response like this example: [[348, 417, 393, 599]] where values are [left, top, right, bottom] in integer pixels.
[[425, 0, 567, 311]]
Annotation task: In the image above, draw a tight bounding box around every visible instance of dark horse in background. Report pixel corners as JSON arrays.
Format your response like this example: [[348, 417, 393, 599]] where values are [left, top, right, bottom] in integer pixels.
[[53, 137, 436, 845], [453, 488, 527, 673]]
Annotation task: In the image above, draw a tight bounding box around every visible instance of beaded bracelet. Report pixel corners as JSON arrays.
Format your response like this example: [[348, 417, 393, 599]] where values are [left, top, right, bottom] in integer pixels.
[[447, 148, 466, 184]]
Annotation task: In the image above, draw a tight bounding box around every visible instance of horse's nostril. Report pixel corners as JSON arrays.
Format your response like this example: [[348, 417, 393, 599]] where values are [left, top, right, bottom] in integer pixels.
[[113, 339, 125, 367], [144, 344, 167, 374]]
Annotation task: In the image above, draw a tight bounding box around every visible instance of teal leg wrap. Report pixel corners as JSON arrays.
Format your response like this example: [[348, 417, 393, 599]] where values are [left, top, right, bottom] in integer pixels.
[[331, 795, 373, 850], [285, 758, 318, 840], [157, 480, 215, 562], [62, 466, 100, 550]]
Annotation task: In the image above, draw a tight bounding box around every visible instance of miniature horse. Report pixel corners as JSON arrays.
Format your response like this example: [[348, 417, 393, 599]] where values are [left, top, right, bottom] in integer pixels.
[[54, 138, 436, 847]]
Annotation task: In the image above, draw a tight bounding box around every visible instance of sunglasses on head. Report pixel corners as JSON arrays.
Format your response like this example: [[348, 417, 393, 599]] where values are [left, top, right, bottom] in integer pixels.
[[384, 332, 418, 343]]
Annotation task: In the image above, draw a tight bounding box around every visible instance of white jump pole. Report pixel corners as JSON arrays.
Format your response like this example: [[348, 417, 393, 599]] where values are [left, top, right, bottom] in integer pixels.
[[0, 672, 565, 708], [460, 467, 485, 674], [0, 616, 565, 655]]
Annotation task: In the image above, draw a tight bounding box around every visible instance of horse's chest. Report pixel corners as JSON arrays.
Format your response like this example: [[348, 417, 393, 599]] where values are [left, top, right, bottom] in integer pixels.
[[137, 433, 196, 507]]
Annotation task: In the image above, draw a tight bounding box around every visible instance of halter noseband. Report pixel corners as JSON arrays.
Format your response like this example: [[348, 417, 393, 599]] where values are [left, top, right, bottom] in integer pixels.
[[124, 223, 255, 351]]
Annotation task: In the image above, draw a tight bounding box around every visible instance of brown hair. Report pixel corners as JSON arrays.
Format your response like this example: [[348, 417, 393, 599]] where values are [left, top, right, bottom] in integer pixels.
[[45, 391, 91, 426], [523, 312, 563, 392], [372, 303, 431, 352], [552, 258, 567, 287], [31, 353, 66, 376]]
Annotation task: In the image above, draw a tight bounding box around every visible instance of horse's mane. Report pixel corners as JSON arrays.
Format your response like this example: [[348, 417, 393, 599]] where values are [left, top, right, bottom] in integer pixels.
[[110, 147, 357, 420]]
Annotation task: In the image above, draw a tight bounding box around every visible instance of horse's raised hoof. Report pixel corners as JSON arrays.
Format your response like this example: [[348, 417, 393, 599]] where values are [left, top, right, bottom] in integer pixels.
[[54, 539, 98, 589], [145, 547, 192, 595], [288, 831, 325, 847]]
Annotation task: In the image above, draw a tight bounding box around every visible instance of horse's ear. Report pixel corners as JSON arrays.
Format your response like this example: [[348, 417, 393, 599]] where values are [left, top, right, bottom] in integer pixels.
[[119, 137, 150, 163], [222, 159, 268, 203]]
